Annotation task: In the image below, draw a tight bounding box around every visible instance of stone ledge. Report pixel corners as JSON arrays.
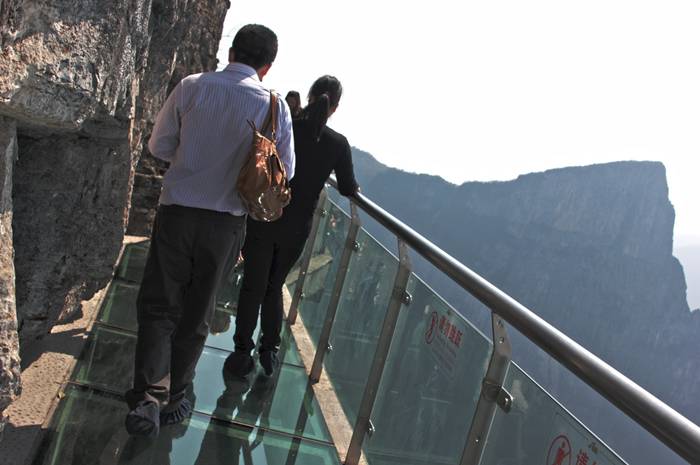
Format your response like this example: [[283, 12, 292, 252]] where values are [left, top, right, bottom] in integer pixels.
[[0, 235, 146, 465]]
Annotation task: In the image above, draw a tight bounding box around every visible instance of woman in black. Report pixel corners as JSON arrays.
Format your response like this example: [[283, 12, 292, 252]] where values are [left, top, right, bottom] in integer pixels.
[[226, 75, 359, 377]]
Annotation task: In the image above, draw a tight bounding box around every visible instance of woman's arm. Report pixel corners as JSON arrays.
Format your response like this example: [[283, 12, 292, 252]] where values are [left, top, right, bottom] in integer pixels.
[[335, 139, 360, 196]]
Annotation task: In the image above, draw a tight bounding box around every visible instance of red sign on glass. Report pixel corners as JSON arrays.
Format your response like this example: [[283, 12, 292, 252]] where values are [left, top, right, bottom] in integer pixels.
[[547, 435, 572, 465], [424, 310, 463, 348]]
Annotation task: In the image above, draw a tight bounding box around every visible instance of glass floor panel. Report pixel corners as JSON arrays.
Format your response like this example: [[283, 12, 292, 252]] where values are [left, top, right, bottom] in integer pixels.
[[35, 238, 340, 465], [115, 240, 246, 310], [74, 326, 330, 442], [98, 279, 254, 345], [97, 280, 302, 367], [116, 241, 150, 283], [36, 384, 340, 465]]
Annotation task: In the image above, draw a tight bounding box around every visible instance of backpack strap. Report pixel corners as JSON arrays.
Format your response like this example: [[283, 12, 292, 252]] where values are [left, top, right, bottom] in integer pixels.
[[260, 91, 278, 142]]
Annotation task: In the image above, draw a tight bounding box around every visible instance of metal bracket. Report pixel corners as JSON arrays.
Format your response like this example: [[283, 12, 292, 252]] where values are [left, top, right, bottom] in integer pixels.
[[393, 287, 412, 306], [482, 379, 513, 413], [345, 239, 412, 465], [367, 420, 376, 438], [352, 241, 360, 252], [309, 203, 361, 383], [326, 342, 333, 352], [460, 314, 513, 465]]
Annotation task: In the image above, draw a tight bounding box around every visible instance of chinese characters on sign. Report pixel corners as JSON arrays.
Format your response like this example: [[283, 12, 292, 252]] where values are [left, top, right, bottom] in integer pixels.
[[425, 310, 464, 347], [424, 308, 464, 378]]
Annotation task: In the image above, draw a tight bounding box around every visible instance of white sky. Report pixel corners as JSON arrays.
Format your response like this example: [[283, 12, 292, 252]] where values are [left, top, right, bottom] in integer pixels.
[[217, 1, 699, 243]]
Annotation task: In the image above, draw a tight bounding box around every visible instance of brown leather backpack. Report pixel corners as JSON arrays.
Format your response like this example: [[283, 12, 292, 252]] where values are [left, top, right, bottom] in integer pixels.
[[236, 91, 291, 222]]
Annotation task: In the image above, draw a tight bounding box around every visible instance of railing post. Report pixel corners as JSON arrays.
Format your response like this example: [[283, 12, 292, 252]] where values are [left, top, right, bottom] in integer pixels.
[[459, 313, 513, 465], [344, 240, 412, 465], [309, 202, 361, 383], [288, 189, 328, 325]]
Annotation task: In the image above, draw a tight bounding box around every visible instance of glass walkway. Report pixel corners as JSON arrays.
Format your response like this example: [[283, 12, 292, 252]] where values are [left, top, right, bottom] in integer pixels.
[[31, 189, 700, 465], [34, 241, 340, 465]]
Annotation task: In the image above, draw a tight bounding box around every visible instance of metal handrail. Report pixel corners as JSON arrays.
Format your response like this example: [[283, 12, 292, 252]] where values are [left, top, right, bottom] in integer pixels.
[[328, 177, 700, 464]]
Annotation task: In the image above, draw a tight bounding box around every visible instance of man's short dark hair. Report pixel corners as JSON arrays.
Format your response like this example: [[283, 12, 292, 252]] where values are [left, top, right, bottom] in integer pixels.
[[231, 24, 278, 69]]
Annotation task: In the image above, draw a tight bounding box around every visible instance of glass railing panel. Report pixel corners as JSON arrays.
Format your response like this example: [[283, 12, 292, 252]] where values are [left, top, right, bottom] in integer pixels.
[[285, 196, 332, 296], [479, 363, 627, 465], [323, 229, 399, 427], [296, 200, 351, 346], [364, 274, 493, 465], [285, 267, 298, 297], [38, 385, 341, 465]]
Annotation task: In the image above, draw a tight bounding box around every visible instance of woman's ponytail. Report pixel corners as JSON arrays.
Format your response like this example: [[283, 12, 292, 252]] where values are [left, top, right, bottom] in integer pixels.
[[306, 93, 331, 141], [301, 76, 342, 142]]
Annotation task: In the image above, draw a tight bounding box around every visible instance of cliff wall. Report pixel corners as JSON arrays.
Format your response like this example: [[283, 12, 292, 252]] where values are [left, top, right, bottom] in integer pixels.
[[0, 116, 19, 436], [0, 0, 229, 434]]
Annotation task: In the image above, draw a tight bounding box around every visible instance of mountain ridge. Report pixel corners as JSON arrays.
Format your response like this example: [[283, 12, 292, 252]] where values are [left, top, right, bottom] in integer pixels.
[[347, 147, 697, 465]]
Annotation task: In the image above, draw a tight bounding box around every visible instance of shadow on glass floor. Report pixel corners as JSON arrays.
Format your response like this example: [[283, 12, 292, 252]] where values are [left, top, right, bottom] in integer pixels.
[[34, 241, 340, 465]]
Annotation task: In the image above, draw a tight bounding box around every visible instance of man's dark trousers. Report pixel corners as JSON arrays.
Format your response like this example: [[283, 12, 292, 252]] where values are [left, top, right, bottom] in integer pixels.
[[127, 204, 246, 409]]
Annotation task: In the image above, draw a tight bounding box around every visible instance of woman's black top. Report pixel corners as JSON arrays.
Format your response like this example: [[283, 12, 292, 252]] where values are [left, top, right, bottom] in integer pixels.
[[259, 118, 358, 234]]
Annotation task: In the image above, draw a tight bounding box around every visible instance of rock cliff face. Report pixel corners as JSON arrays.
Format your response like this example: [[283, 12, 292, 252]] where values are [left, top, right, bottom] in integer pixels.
[[0, 0, 229, 434], [676, 243, 700, 311], [0, 116, 20, 436], [349, 149, 698, 465]]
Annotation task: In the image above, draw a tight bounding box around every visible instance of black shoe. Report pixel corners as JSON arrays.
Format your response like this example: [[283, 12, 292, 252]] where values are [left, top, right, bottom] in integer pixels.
[[224, 351, 254, 378], [125, 401, 160, 437], [259, 350, 279, 377], [160, 397, 193, 426]]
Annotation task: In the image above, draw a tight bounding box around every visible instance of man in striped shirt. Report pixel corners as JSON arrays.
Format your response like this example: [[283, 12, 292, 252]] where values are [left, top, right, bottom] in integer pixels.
[[125, 24, 295, 437]]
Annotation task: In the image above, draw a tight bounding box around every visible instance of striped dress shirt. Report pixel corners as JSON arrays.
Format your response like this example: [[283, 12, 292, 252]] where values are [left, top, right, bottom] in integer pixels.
[[148, 63, 295, 216]]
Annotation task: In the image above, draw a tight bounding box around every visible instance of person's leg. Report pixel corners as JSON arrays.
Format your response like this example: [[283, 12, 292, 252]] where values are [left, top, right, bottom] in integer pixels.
[[168, 212, 246, 416], [258, 233, 307, 375], [232, 224, 275, 354], [126, 206, 195, 436]]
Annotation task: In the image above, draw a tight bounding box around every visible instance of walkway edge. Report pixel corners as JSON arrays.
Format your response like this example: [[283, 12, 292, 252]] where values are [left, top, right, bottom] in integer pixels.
[[0, 235, 147, 465], [283, 286, 368, 465]]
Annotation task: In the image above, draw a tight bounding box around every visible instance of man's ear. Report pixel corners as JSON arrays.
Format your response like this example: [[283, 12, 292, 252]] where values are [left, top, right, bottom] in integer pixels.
[[228, 48, 235, 63], [257, 63, 272, 80]]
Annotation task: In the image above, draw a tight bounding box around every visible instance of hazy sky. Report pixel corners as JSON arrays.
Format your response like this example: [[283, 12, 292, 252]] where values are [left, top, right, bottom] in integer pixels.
[[217, 1, 699, 244]]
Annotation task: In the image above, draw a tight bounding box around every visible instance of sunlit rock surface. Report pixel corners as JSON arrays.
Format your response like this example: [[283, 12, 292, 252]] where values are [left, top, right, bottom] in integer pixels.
[[0, 116, 20, 436], [0, 0, 229, 434]]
